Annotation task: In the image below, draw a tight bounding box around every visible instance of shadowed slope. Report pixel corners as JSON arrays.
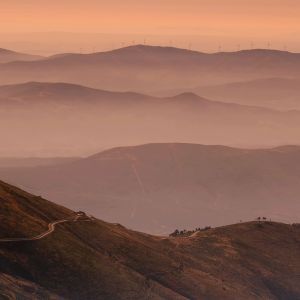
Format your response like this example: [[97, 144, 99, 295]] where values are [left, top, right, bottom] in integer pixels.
[[0, 180, 299, 299], [0, 272, 62, 299]]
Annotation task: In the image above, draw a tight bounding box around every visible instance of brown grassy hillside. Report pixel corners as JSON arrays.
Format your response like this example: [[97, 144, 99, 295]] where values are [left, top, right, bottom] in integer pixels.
[[0, 272, 62, 300], [0, 180, 299, 299]]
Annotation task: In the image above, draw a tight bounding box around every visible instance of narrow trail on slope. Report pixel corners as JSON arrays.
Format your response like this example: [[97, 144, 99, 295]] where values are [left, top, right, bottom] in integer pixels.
[[0, 213, 93, 242], [125, 153, 147, 196], [125, 153, 147, 219]]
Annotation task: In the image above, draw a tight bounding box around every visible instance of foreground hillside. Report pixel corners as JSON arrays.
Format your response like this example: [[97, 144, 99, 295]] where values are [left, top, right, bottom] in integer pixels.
[[0, 272, 62, 299], [1, 143, 300, 233], [0, 180, 299, 299]]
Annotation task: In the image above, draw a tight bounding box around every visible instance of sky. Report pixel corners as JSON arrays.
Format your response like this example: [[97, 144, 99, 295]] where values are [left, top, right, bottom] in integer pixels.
[[1, 0, 300, 54]]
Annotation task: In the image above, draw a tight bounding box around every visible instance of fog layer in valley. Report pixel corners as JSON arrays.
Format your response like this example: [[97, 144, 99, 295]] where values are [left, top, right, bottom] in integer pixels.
[[1, 81, 300, 157], [1, 45, 300, 234], [1, 143, 300, 234]]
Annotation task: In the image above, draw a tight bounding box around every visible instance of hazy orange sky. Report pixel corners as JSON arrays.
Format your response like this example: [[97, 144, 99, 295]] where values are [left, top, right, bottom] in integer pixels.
[[1, 0, 300, 54]]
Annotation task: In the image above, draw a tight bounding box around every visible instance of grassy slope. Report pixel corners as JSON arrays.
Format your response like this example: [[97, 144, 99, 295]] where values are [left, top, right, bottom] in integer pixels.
[[0, 272, 62, 300], [0, 180, 299, 300]]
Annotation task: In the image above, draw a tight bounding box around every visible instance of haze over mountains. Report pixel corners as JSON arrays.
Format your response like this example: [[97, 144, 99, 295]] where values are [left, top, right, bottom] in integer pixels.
[[0, 180, 299, 299], [1, 45, 300, 233], [0, 48, 43, 63], [1, 45, 300, 93], [162, 78, 300, 111], [1, 143, 300, 234], [2, 0, 300, 296], [1, 81, 300, 156], [0, 157, 79, 168]]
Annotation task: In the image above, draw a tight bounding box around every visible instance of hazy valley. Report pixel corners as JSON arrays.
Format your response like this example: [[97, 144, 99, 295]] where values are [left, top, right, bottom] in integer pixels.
[[1, 38, 300, 299], [1, 81, 300, 157], [160, 77, 300, 111], [1, 143, 300, 233]]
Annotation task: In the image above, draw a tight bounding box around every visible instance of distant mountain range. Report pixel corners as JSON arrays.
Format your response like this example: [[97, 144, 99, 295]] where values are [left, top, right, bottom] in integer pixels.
[[1, 45, 300, 92], [1, 44, 300, 300], [0, 81, 153, 106], [0, 180, 299, 299], [160, 77, 300, 111], [0, 48, 43, 63], [1, 143, 300, 233], [1, 81, 300, 156]]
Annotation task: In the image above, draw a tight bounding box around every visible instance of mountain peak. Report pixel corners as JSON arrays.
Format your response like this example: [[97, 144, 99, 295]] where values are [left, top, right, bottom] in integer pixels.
[[109, 44, 201, 56], [175, 92, 201, 98], [169, 92, 212, 104]]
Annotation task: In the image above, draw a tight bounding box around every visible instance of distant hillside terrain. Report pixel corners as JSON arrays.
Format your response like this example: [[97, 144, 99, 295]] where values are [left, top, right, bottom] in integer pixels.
[[1, 82, 300, 156], [0, 48, 43, 63], [1, 45, 300, 92], [0, 180, 299, 299], [1, 143, 300, 233], [0, 157, 80, 168], [189, 78, 300, 111]]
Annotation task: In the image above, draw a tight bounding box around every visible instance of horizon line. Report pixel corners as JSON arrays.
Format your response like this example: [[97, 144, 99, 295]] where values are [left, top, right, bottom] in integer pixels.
[[1, 43, 296, 57]]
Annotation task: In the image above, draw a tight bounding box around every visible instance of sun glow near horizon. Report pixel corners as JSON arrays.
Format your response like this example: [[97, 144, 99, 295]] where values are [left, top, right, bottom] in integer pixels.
[[1, 0, 300, 54]]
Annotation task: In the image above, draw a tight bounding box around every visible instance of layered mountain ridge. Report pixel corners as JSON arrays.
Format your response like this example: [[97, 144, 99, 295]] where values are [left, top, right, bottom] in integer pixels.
[[1, 81, 300, 157], [1, 45, 300, 92]]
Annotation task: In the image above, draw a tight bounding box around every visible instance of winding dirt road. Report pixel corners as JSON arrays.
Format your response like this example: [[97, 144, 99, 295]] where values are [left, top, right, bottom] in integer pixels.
[[0, 213, 92, 242]]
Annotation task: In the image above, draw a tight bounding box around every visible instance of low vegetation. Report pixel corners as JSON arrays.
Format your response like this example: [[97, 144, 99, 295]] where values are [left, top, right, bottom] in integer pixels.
[[0, 180, 299, 300], [169, 226, 212, 237]]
